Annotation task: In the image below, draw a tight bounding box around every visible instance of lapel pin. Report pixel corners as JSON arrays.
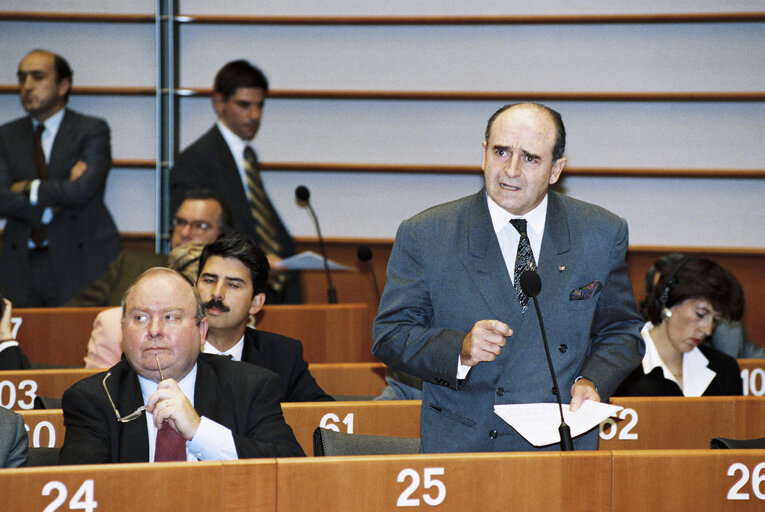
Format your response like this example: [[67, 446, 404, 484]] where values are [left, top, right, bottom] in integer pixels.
[[558, 265, 566, 272]]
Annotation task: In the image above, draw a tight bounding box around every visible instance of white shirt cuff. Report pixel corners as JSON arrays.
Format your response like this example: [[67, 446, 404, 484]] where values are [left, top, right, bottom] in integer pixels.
[[187, 416, 238, 461], [457, 356, 471, 380], [0, 340, 20, 354], [29, 179, 41, 205]]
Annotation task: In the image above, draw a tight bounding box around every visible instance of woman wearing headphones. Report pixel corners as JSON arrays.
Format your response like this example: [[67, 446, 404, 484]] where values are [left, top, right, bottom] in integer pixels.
[[615, 258, 744, 396]]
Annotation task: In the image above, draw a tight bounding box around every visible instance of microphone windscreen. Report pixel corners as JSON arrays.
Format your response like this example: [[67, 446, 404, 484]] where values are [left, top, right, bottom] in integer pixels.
[[357, 246, 373, 262], [519, 269, 542, 298], [295, 185, 310, 201]]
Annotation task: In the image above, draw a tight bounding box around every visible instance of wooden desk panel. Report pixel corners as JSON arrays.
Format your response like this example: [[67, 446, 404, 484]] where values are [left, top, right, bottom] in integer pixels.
[[0, 369, 99, 410], [220, 460, 278, 512], [0, 462, 233, 512], [613, 450, 765, 511], [13, 307, 105, 367], [281, 400, 421, 455], [276, 452, 612, 512], [256, 303, 373, 363], [12, 303, 372, 368], [599, 396, 765, 450], [308, 362, 386, 396], [738, 359, 765, 396], [19, 409, 64, 448]]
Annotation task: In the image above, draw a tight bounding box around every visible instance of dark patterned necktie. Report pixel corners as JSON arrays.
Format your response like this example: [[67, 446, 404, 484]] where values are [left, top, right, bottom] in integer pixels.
[[243, 146, 286, 291], [154, 422, 186, 462], [30, 124, 47, 246], [510, 219, 537, 312]]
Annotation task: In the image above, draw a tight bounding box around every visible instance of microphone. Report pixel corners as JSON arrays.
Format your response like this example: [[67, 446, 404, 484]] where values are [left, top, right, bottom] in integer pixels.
[[519, 269, 574, 451], [357, 245, 381, 301], [295, 185, 337, 303]]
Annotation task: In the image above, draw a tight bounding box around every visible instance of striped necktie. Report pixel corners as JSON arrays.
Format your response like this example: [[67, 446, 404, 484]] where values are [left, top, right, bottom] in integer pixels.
[[243, 146, 286, 291], [510, 219, 537, 312]]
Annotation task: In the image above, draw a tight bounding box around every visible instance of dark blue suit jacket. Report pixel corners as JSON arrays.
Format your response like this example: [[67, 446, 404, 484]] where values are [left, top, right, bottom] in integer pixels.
[[242, 327, 333, 402], [169, 126, 300, 303], [0, 109, 121, 305], [373, 190, 644, 453]]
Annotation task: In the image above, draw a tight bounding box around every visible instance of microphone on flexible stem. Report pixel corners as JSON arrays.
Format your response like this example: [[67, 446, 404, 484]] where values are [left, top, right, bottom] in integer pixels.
[[356, 246, 381, 301], [295, 185, 337, 304], [519, 269, 574, 451]]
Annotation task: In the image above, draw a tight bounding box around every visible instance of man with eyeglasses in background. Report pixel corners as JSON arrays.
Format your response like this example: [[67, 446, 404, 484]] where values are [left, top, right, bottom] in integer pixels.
[[66, 188, 232, 307], [59, 267, 304, 464]]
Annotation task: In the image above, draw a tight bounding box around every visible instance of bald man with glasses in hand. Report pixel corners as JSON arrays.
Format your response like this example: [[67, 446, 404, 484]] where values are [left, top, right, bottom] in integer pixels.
[[59, 267, 303, 464]]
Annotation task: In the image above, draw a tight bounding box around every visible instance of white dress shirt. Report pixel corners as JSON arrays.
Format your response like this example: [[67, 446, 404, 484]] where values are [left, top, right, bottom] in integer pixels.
[[138, 364, 238, 461], [202, 334, 245, 361], [216, 119, 251, 193]]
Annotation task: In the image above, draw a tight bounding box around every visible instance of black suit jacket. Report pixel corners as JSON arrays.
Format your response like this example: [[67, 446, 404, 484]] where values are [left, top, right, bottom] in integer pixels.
[[169, 125, 300, 303], [0, 109, 121, 305], [242, 328, 333, 402], [59, 353, 304, 464], [615, 344, 742, 396]]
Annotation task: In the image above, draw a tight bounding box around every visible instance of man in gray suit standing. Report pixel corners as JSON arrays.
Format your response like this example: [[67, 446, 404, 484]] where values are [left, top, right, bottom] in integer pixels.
[[0, 49, 121, 306], [373, 103, 644, 453]]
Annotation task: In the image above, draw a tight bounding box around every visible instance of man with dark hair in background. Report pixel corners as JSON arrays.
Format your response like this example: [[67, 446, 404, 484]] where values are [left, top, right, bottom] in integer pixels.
[[0, 49, 121, 306], [170, 60, 299, 304], [197, 232, 332, 402]]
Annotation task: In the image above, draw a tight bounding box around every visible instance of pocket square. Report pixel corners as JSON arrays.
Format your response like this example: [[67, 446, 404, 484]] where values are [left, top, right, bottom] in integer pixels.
[[569, 281, 603, 300]]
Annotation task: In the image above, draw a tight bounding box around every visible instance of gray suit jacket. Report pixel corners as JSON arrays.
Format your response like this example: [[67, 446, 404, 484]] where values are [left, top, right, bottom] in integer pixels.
[[0, 406, 28, 467], [0, 109, 121, 305], [373, 190, 644, 453]]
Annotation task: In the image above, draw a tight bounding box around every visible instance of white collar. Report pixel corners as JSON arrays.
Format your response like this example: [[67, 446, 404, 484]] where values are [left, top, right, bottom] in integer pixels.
[[137, 362, 198, 405], [202, 333, 245, 361], [641, 322, 717, 396], [487, 192, 547, 241], [216, 119, 250, 159]]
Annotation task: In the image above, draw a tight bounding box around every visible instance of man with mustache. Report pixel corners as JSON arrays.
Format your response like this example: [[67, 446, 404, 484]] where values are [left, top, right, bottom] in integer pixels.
[[170, 60, 300, 304], [197, 232, 333, 402]]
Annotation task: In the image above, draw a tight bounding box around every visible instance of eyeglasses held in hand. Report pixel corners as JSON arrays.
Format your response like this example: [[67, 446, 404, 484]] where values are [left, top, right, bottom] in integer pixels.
[[102, 355, 165, 423]]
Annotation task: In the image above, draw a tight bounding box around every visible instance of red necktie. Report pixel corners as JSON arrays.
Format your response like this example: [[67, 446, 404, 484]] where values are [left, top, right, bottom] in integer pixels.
[[154, 422, 186, 462]]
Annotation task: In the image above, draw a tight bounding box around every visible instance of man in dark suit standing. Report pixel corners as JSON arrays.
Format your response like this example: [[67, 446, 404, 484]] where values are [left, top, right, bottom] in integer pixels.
[[373, 103, 644, 453], [197, 232, 332, 402], [170, 60, 299, 304], [59, 267, 304, 464], [0, 49, 121, 306]]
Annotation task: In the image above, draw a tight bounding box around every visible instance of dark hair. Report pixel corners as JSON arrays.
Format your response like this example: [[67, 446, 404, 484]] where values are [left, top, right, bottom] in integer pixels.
[[198, 232, 270, 296], [639, 252, 686, 315], [213, 60, 269, 100], [645, 257, 744, 325], [484, 103, 566, 161], [177, 188, 234, 235]]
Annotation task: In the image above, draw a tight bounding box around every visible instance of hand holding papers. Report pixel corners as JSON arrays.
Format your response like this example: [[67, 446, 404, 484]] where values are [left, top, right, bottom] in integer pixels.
[[494, 401, 623, 447], [278, 251, 353, 271]]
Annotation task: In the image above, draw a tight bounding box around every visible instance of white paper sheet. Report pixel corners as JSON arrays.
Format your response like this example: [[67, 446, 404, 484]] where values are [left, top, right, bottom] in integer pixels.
[[494, 401, 623, 447], [277, 251, 354, 271]]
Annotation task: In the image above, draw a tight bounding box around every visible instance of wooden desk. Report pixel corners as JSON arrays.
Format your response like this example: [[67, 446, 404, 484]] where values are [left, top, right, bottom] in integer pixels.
[[255, 303, 373, 363], [18, 400, 421, 454], [0, 369, 99, 411], [613, 450, 765, 511], [599, 396, 765, 450], [12, 303, 373, 367], [276, 452, 612, 511], [281, 400, 421, 455], [19, 409, 64, 448], [308, 362, 386, 396], [738, 359, 765, 396], [0, 460, 278, 512], [13, 307, 105, 367]]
